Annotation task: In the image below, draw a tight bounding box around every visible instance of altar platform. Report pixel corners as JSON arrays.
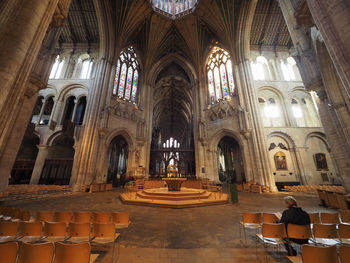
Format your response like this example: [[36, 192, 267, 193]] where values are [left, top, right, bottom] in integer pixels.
[[120, 187, 228, 208]]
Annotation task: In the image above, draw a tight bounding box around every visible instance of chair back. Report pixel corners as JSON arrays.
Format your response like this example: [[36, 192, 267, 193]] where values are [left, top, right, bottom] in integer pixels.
[[321, 213, 340, 224], [242, 213, 261, 224], [53, 242, 91, 263], [68, 222, 91, 238], [287, 224, 312, 239], [0, 242, 18, 263], [36, 211, 54, 222], [313, 223, 338, 239], [262, 223, 286, 238], [339, 245, 350, 263], [72, 212, 91, 223], [0, 221, 18, 236], [309, 213, 321, 224], [10, 208, 23, 219], [262, 213, 279, 223], [92, 223, 116, 238], [2, 207, 14, 216], [54, 212, 72, 223], [17, 242, 54, 263], [339, 223, 350, 239], [111, 212, 130, 224], [18, 221, 43, 237], [340, 210, 350, 223], [301, 245, 339, 263], [92, 212, 110, 224], [20, 210, 31, 221], [43, 222, 67, 237]]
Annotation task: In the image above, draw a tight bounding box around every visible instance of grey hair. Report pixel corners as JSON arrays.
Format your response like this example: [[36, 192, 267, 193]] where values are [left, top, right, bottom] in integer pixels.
[[284, 196, 297, 207]]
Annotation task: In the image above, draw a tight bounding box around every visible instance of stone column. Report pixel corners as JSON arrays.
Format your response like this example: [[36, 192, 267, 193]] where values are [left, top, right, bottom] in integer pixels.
[[36, 98, 46, 126], [0, 2, 71, 191], [30, 145, 49, 184], [0, 0, 60, 153], [306, 0, 350, 97], [71, 99, 79, 123], [316, 92, 350, 192]]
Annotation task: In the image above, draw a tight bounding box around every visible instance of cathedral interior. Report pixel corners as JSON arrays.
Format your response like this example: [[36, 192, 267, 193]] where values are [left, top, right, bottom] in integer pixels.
[[1, 0, 350, 262]]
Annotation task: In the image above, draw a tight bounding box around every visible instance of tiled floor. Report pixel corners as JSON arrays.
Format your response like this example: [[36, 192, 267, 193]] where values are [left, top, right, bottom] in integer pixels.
[[3, 189, 333, 262]]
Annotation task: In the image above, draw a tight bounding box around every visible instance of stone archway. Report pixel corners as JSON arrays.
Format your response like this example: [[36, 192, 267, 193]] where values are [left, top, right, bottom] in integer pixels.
[[217, 136, 245, 184], [107, 135, 129, 185]]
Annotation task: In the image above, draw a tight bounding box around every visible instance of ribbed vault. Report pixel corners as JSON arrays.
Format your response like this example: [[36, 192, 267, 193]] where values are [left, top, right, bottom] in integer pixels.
[[153, 63, 193, 144]]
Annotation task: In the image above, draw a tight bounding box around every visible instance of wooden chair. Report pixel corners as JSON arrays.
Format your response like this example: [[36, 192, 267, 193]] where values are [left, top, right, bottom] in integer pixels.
[[53, 242, 91, 263], [66, 222, 91, 243], [312, 223, 339, 245], [0, 242, 18, 263], [18, 221, 43, 243], [17, 242, 54, 263], [91, 223, 120, 263], [42, 222, 67, 242], [239, 213, 262, 246], [35, 211, 54, 222], [54, 212, 72, 224], [339, 245, 350, 263], [340, 210, 350, 223], [256, 223, 286, 262], [320, 213, 340, 224], [72, 212, 91, 223], [91, 212, 110, 224], [111, 212, 130, 228], [301, 244, 339, 263], [0, 221, 18, 243], [20, 210, 32, 221], [308, 213, 321, 224], [262, 213, 279, 223], [339, 223, 350, 245]]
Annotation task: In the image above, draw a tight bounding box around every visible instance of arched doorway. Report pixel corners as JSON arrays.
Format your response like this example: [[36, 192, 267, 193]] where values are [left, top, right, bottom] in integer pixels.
[[217, 136, 244, 184], [107, 136, 128, 184], [39, 135, 75, 185]]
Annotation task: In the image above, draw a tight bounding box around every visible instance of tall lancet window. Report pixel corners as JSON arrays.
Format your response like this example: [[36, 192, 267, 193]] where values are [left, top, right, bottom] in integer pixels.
[[113, 47, 140, 103], [206, 47, 235, 104]]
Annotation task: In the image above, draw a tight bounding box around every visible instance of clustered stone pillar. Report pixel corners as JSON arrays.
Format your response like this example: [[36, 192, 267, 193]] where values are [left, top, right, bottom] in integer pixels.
[[0, 0, 70, 191], [30, 145, 49, 185], [278, 0, 350, 192]]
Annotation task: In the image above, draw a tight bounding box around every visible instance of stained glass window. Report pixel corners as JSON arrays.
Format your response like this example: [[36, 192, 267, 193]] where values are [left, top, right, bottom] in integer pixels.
[[113, 47, 140, 103], [206, 47, 235, 104]]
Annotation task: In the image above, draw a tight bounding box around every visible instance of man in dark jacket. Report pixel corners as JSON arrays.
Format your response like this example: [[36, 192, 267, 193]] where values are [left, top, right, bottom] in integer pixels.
[[278, 196, 310, 256]]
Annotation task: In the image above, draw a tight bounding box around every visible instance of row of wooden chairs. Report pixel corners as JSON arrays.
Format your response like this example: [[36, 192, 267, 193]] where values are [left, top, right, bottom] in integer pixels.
[[318, 190, 350, 210], [34, 211, 130, 227], [241, 211, 350, 225], [0, 241, 91, 263], [0, 207, 130, 228], [284, 185, 346, 194], [290, 244, 349, 263], [0, 221, 120, 244], [0, 207, 31, 222], [255, 223, 350, 263], [257, 222, 350, 245]]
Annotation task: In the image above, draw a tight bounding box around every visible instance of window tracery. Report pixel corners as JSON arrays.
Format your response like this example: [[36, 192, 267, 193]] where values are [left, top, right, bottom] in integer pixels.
[[49, 55, 64, 79], [206, 47, 235, 104], [113, 47, 140, 103]]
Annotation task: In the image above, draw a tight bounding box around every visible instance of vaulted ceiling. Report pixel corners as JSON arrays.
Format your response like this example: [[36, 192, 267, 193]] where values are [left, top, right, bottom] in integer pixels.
[[59, 0, 294, 139]]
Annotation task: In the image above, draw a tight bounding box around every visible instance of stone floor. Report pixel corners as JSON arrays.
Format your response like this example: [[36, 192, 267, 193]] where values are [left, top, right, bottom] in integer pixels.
[[2, 189, 334, 262]]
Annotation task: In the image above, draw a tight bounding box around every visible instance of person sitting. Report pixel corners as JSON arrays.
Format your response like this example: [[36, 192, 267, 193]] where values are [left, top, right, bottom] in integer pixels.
[[276, 196, 310, 256]]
